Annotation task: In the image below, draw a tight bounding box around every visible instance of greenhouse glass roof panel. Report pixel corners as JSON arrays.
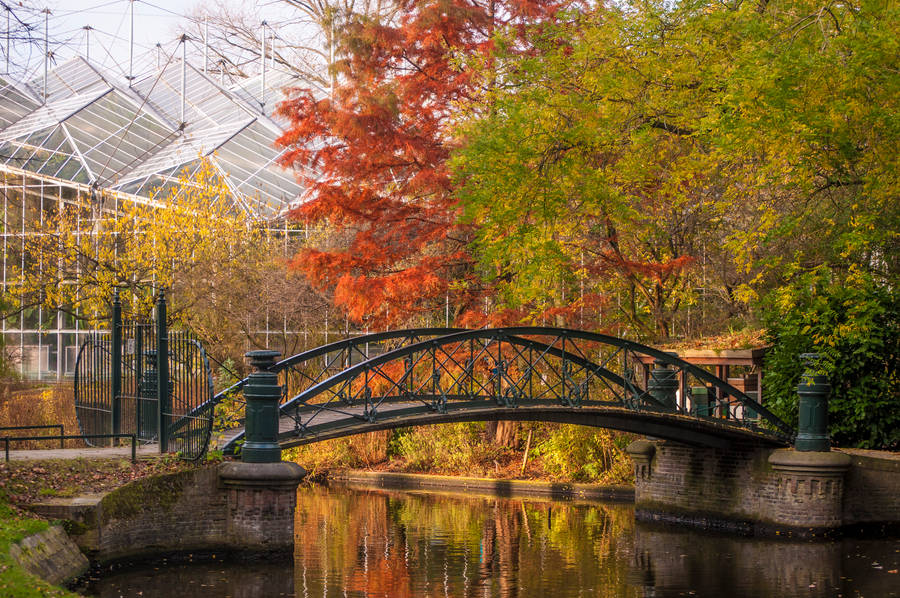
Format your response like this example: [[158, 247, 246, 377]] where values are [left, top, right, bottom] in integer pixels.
[[228, 68, 304, 124], [27, 57, 113, 104], [215, 121, 302, 214], [0, 124, 91, 184], [0, 88, 112, 142], [2, 54, 308, 219], [115, 120, 249, 186], [58, 90, 175, 184], [133, 62, 255, 128], [0, 77, 41, 131]]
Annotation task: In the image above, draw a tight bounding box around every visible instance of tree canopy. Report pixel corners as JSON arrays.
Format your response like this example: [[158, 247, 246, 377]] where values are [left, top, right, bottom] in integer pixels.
[[280, 0, 898, 446], [451, 0, 899, 339], [276, 0, 571, 328]]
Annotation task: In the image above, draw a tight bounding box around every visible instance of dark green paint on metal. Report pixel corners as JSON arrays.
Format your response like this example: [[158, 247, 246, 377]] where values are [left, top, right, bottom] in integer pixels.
[[242, 350, 283, 463], [648, 353, 679, 408], [794, 353, 831, 452], [691, 386, 710, 417], [111, 289, 122, 436], [206, 327, 795, 455], [156, 291, 170, 453], [141, 350, 159, 441]]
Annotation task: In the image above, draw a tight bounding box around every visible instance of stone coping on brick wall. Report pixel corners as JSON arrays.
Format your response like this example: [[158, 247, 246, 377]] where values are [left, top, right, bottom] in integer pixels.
[[8, 524, 89, 586], [327, 470, 635, 502]]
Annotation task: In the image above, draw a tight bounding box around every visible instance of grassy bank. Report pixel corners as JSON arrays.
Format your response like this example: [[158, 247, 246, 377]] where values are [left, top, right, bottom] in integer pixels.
[[0, 456, 211, 597], [0, 497, 81, 597]]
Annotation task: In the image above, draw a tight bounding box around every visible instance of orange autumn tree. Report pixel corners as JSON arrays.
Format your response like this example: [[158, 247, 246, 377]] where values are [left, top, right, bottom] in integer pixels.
[[276, 0, 570, 329]]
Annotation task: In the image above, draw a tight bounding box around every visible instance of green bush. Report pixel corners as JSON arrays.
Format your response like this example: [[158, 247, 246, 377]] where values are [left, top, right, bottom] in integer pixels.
[[390, 423, 498, 473], [532, 425, 634, 484], [763, 266, 899, 449]]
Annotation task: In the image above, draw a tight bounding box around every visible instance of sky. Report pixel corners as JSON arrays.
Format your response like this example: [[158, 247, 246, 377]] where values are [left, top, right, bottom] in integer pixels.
[[7, 0, 300, 84]]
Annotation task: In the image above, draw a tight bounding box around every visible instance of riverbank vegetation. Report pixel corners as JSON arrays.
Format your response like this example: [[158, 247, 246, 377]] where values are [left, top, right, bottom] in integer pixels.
[[0, 501, 79, 598], [286, 424, 636, 484]]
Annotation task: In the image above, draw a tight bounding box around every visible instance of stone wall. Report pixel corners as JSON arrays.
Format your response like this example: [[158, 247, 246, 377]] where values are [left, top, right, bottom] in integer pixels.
[[627, 440, 900, 536], [8, 525, 89, 586], [842, 450, 900, 527], [629, 440, 780, 533], [332, 470, 634, 502], [30, 462, 304, 563], [96, 467, 229, 561]]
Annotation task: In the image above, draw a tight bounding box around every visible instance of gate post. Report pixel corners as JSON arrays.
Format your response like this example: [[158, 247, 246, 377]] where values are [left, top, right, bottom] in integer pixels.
[[140, 350, 158, 441], [111, 289, 122, 438], [156, 290, 170, 453]]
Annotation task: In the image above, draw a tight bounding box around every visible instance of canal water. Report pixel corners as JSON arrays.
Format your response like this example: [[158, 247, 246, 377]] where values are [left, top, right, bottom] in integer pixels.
[[78, 484, 900, 597]]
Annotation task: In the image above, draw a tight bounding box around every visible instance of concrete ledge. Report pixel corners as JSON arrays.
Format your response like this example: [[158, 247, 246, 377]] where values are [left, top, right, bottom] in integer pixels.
[[328, 470, 634, 502], [8, 525, 89, 586], [626, 440, 656, 459], [218, 461, 306, 488], [768, 449, 852, 474]]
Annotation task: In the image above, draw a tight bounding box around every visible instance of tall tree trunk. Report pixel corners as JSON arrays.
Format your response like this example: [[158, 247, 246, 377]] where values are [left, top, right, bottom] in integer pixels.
[[485, 421, 518, 447]]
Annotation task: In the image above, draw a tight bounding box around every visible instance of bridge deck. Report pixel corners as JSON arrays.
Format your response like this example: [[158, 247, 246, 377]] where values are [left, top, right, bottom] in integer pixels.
[[215, 399, 786, 452]]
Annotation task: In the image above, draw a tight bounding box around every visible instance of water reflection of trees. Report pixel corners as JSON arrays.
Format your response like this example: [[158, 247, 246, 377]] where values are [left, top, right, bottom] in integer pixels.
[[293, 486, 636, 597]]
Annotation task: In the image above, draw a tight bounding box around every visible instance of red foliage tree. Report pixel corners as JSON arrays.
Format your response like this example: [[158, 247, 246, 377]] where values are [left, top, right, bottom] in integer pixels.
[[276, 0, 567, 328]]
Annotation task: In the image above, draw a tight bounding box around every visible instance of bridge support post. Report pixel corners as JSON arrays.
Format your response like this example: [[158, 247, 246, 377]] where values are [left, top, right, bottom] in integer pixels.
[[627, 437, 853, 537], [241, 350, 284, 463], [217, 349, 305, 550], [764, 353, 850, 530], [648, 354, 679, 408], [794, 353, 831, 452]]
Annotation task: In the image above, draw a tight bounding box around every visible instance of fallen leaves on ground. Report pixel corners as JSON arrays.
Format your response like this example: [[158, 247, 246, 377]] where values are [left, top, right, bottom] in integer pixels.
[[0, 457, 210, 506]]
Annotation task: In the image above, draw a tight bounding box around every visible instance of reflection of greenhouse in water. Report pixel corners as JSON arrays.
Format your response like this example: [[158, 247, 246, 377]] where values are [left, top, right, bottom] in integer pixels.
[[1, 53, 307, 379]]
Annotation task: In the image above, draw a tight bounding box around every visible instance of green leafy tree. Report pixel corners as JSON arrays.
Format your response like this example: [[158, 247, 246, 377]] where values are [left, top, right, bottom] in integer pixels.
[[450, 0, 899, 344]]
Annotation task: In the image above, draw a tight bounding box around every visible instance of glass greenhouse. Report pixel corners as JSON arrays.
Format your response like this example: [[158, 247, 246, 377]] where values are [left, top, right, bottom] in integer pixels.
[[1, 54, 308, 379]]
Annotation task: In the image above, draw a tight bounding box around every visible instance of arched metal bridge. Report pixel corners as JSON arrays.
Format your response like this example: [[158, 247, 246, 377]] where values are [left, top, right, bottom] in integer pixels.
[[194, 328, 794, 454]]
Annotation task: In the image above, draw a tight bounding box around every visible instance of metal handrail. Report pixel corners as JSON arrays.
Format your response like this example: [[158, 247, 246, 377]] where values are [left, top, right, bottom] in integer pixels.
[[2, 433, 138, 462], [184, 328, 466, 427], [0, 425, 65, 448], [220, 327, 795, 454]]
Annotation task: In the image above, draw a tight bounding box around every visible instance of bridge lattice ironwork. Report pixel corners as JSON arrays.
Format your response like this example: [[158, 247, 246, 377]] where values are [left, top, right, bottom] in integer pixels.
[[207, 328, 793, 453]]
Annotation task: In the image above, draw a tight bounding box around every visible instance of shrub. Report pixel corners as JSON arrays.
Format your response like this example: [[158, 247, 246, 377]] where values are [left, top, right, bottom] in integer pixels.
[[390, 423, 499, 474], [532, 425, 634, 484], [763, 266, 899, 449]]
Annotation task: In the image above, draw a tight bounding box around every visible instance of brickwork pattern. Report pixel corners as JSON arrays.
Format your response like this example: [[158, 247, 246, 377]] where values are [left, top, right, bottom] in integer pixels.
[[631, 441, 852, 531], [842, 452, 900, 525], [226, 486, 297, 549], [97, 468, 228, 561]]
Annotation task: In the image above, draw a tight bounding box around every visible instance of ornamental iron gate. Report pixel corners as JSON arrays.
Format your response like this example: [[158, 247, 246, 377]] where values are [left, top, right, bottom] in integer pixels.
[[73, 290, 214, 460]]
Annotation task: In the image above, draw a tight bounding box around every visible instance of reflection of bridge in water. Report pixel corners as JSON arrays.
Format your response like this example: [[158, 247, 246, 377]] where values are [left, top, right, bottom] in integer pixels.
[[196, 327, 793, 455]]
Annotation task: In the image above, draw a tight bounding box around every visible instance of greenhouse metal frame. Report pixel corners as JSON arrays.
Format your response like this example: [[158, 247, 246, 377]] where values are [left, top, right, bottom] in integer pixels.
[[1, 53, 309, 379]]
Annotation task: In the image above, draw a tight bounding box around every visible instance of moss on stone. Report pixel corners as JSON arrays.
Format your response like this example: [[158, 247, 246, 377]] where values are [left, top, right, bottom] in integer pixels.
[[59, 519, 87, 537], [100, 470, 192, 524], [0, 503, 81, 597]]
